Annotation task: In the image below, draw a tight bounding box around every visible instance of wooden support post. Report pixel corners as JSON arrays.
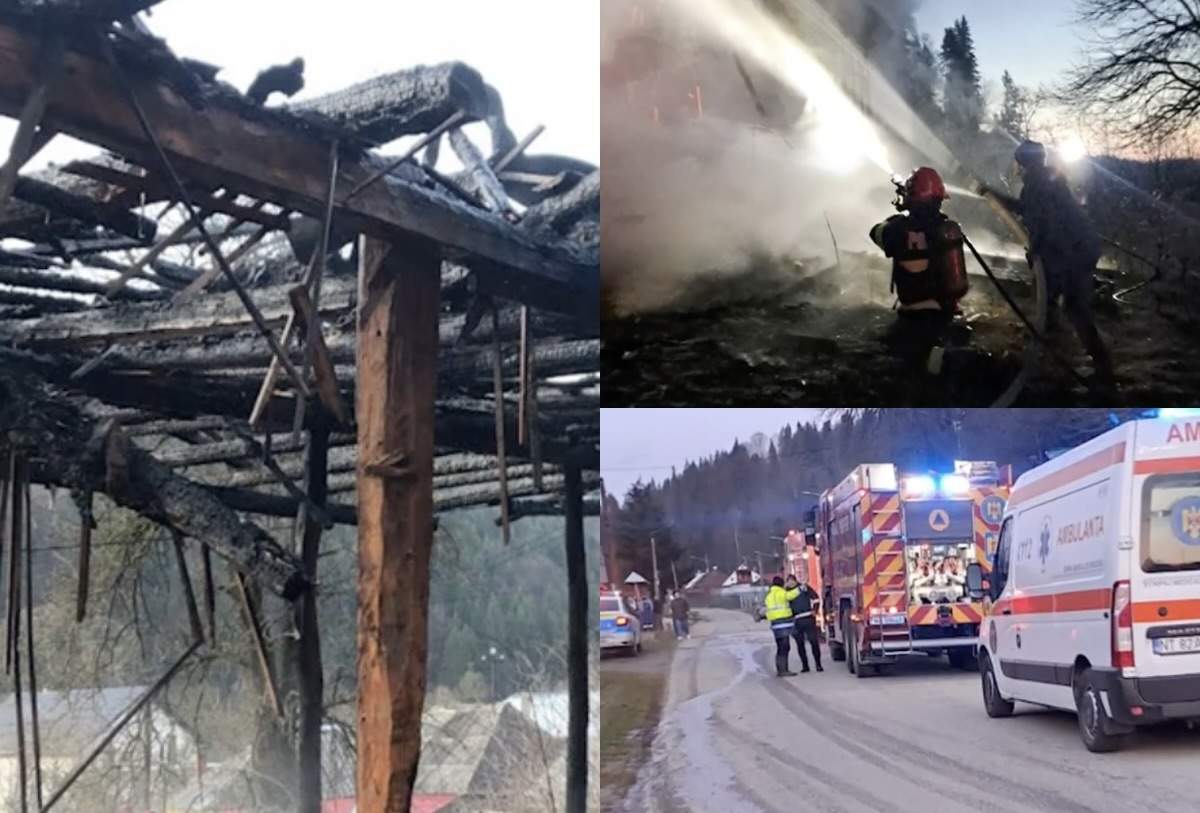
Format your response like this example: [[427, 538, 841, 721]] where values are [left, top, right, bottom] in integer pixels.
[[296, 419, 329, 813], [9, 456, 26, 813], [23, 478, 41, 810], [201, 545, 216, 644], [355, 236, 440, 813], [563, 454, 588, 813], [7, 455, 23, 674], [74, 491, 93, 623], [491, 305, 510, 544]]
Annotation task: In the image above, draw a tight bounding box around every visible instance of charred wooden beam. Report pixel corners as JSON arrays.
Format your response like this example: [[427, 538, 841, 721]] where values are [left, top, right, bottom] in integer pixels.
[[12, 175, 156, 241], [295, 63, 491, 145], [0, 276, 580, 349], [0, 275, 358, 346], [208, 486, 357, 525], [0, 33, 64, 210], [0, 26, 594, 317], [506, 492, 600, 521], [0, 265, 164, 301], [0, 360, 307, 598]]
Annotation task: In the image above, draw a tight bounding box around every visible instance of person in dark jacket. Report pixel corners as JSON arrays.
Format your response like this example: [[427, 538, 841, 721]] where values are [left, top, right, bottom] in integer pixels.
[[785, 574, 823, 672], [983, 140, 1115, 390], [669, 590, 691, 639]]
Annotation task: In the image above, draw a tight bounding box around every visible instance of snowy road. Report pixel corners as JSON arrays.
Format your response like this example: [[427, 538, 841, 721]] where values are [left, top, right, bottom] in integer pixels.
[[616, 608, 1200, 813]]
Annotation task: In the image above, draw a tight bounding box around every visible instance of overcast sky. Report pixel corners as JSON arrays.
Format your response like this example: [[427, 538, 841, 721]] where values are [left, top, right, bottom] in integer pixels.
[[601, 408, 825, 502], [4, 0, 599, 171]]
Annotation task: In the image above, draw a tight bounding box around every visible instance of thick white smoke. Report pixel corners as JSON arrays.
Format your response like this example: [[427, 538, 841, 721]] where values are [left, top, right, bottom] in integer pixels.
[[601, 0, 949, 316]]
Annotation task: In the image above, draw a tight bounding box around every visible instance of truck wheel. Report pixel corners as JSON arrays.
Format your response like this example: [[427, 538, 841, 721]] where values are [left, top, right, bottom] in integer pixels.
[[829, 637, 846, 662], [844, 618, 857, 674], [981, 655, 1014, 718], [948, 648, 973, 670], [1075, 672, 1123, 753]]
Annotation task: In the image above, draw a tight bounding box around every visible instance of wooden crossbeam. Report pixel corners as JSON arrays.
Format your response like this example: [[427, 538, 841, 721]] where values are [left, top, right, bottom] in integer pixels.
[[0, 23, 594, 317]]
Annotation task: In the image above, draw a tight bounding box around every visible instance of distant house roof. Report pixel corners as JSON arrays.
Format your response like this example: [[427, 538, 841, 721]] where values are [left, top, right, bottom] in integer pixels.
[[720, 569, 761, 588], [685, 569, 726, 593], [417, 702, 565, 797], [0, 686, 155, 757]]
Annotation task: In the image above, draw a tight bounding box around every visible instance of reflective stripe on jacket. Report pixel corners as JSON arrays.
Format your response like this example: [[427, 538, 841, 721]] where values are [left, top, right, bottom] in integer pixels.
[[764, 585, 799, 623]]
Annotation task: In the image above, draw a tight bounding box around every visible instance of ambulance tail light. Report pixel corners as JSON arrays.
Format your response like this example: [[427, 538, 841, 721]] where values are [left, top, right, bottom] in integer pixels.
[[1112, 580, 1134, 669]]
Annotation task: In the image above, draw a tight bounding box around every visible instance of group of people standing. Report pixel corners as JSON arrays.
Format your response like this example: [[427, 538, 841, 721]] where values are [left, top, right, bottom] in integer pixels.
[[626, 590, 692, 640], [762, 574, 823, 676]]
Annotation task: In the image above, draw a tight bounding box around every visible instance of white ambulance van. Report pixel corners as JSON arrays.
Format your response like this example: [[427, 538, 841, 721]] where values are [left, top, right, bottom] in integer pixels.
[[978, 415, 1200, 751]]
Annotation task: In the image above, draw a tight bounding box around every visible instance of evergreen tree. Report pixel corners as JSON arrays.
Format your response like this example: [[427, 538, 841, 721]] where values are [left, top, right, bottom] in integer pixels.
[[941, 16, 983, 133], [996, 70, 1029, 139]]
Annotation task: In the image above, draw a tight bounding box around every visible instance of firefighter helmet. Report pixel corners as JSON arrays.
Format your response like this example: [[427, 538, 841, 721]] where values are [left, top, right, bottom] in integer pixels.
[[905, 167, 949, 205]]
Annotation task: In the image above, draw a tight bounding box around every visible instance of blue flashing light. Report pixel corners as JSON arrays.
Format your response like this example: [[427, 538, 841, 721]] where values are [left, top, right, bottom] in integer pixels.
[[940, 474, 970, 495], [1157, 408, 1200, 419]]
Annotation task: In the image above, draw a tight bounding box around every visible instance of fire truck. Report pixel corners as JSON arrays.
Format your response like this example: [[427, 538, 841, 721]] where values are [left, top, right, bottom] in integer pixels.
[[818, 461, 1011, 675]]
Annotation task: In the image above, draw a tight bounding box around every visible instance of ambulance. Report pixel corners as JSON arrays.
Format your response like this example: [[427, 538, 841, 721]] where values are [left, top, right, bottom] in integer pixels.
[[978, 414, 1200, 751]]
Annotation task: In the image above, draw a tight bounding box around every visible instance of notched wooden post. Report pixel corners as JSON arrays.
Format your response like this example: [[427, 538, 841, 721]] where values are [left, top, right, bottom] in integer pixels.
[[355, 235, 440, 812]]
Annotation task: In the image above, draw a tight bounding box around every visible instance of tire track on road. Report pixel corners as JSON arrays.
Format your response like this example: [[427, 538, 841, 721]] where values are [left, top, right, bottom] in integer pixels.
[[754, 650, 1100, 813], [710, 713, 870, 813]]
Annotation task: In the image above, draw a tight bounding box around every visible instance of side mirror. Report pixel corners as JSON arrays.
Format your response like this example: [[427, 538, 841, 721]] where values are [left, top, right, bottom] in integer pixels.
[[965, 562, 984, 599]]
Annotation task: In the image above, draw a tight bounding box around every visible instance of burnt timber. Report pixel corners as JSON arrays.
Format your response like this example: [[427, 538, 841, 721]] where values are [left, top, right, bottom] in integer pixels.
[[0, 7, 597, 813]]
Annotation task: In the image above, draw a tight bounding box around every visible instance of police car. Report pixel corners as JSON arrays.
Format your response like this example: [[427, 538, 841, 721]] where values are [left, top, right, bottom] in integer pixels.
[[600, 592, 642, 656], [979, 414, 1200, 751]]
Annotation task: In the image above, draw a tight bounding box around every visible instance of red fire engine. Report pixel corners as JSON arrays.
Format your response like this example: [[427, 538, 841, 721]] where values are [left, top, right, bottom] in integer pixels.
[[818, 461, 1011, 675]]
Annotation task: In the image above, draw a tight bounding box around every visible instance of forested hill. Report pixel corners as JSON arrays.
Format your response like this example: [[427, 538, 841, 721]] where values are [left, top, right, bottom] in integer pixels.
[[606, 409, 1155, 582]]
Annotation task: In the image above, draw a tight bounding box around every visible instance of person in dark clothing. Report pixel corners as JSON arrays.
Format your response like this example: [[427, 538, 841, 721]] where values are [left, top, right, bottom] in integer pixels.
[[870, 166, 970, 375], [785, 574, 823, 672], [669, 591, 691, 639], [982, 140, 1116, 390]]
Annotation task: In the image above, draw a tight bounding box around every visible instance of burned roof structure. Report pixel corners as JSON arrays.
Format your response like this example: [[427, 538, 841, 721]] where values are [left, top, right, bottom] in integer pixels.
[[0, 4, 597, 812]]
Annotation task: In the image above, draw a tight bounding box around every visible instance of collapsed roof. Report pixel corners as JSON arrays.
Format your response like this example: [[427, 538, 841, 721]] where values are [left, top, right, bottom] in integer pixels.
[[0, 5, 600, 598]]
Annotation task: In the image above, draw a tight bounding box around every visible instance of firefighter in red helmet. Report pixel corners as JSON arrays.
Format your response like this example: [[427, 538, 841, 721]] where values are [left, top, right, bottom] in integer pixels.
[[869, 167, 969, 372]]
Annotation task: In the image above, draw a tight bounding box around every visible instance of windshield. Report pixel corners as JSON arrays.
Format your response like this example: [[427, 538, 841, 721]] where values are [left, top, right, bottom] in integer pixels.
[[600, 597, 622, 613], [1141, 473, 1200, 571]]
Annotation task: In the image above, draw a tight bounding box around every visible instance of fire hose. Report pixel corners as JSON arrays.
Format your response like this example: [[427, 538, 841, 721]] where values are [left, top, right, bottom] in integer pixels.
[[1101, 236, 1164, 303], [960, 233, 1097, 395]]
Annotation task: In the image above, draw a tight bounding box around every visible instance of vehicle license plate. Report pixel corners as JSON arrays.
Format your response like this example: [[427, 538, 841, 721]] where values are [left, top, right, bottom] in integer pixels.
[[1153, 635, 1200, 655]]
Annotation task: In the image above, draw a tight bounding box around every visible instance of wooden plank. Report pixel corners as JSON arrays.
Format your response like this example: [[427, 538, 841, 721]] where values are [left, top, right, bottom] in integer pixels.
[[491, 306, 510, 544], [0, 35, 64, 210], [355, 236, 440, 812], [233, 569, 283, 718], [0, 24, 593, 317], [173, 221, 273, 303], [289, 286, 350, 426]]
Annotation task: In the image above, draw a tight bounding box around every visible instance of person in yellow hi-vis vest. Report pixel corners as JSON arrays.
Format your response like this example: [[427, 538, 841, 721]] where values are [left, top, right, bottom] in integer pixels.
[[762, 576, 801, 677]]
